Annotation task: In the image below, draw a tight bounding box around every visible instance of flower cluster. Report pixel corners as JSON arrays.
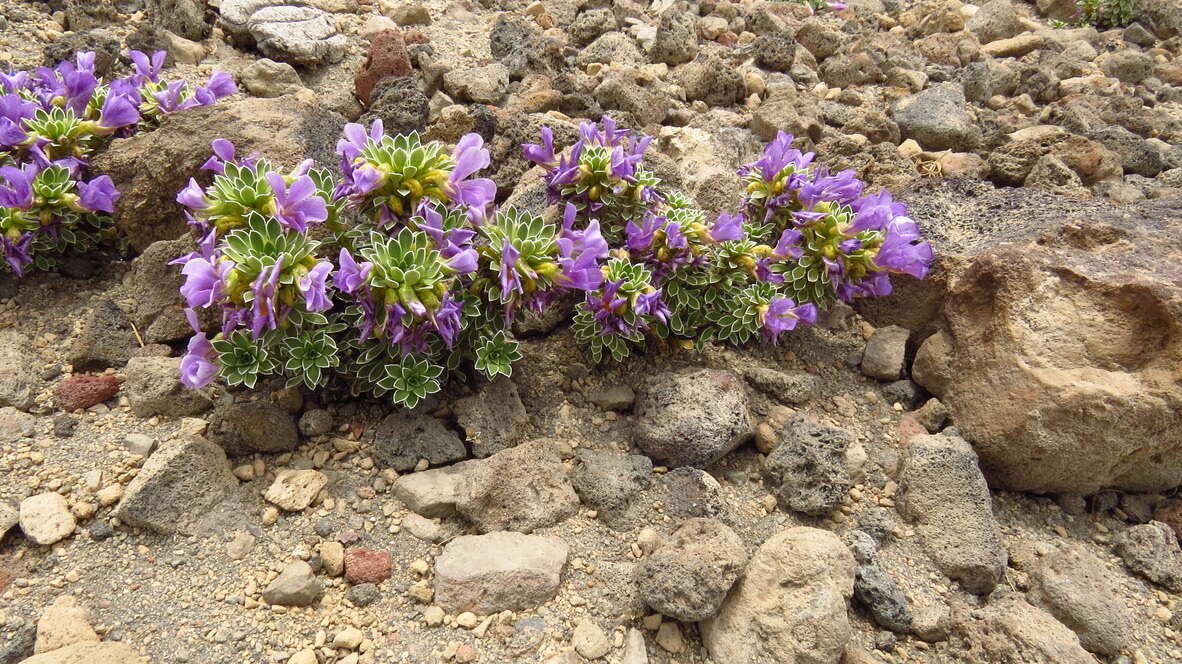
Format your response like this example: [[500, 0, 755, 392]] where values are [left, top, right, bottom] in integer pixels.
[[0, 50, 235, 274], [178, 121, 932, 408]]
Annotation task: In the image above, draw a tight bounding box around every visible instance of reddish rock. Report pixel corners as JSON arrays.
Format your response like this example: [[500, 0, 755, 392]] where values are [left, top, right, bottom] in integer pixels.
[[717, 31, 738, 47], [57, 374, 119, 412], [403, 29, 429, 45], [345, 547, 392, 584], [354, 30, 413, 106], [0, 567, 14, 593]]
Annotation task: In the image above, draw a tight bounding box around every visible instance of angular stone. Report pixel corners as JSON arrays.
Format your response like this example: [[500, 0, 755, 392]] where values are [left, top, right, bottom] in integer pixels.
[[1113, 521, 1182, 592], [572, 618, 611, 660], [263, 561, 323, 606], [392, 461, 474, 518], [891, 83, 977, 151], [0, 328, 39, 410], [570, 449, 652, 517], [701, 527, 856, 664], [456, 441, 579, 533], [219, 0, 345, 66], [636, 518, 747, 621], [19, 494, 76, 546], [354, 29, 412, 105], [123, 357, 213, 418], [371, 411, 467, 471], [1017, 542, 1135, 656], [854, 564, 913, 633], [19, 642, 143, 664], [207, 400, 299, 455], [762, 414, 851, 517], [264, 469, 327, 511], [56, 375, 119, 412], [897, 433, 1006, 594], [434, 531, 568, 615], [951, 593, 1096, 664], [241, 58, 305, 97], [68, 299, 136, 371], [861, 325, 910, 381], [633, 369, 752, 468], [453, 377, 528, 458], [113, 436, 237, 534], [34, 595, 99, 654]]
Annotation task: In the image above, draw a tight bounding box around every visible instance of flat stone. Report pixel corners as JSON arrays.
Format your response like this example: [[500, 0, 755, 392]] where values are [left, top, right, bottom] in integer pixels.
[[434, 531, 568, 615], [265, 469, 327, 511], [371, 411, 467, 472], [113, 436, 238, 534], [19, 493, 76, 546], [19, 642, 143, 664], [391, 462, 474, 518]]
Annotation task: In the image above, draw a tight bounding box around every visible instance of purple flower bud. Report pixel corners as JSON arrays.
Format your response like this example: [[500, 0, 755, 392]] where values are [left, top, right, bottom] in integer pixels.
[[0, 233, 34, 276], [98, 90, 140, 129], [0, 165, 35, 208], [708, 212, 744, 243], [433, 296, 462, 348], [250, 258, 283, 338], [874, 216, 933, 279], [522, 126, 556, 166], [179, 309, 218, 389], [176, 177, 209, 210], [499, 238, 522, 300], [77, 175, 120, 213], [444, 247, 478, 274]]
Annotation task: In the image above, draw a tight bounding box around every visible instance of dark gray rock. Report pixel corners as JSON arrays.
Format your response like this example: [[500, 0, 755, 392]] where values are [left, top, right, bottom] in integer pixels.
[[594, 69, 670, 126], [657, 467, 727, 521], [882, 380, 924, 409], [207, 400, 299, 456], [633, 368, 752, 468], [145, 0, 208, 40], [755, 31, 796, 72], [762, 414, 852, 516], [862, 325, 910, 381], [1113, 521, 1182, 592], [855, 564, 913, 632], [966, 0, 1023, 43], [1089, 125, 1170, 177], [0, 622, 35, 664], [297, 409, 333, 437], [346, 583, 380, 607], [454, 377, 528, 458], [651, 9, 698, 66], [636, 518, 747, 621], [891, 83, 977, 151], [362, 76, 430, 135], [962, 59, 1018, 103], [571, 449, 652, 516], [371, 411, 467, 472], [124, 356, 213, 418], [570, 7, 617, 45], [88, 520, 115, 541], [69, 299, 136, 371], [43, 29, 121, 76], [676, 54, 745, 108], [113, 436, 238, 534]]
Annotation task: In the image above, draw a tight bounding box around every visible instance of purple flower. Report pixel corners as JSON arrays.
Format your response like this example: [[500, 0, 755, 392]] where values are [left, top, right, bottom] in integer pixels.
[[336, 119, 383, 163], [561, 206, 608, 259], [557, 238, 603, 291], [153, 80, 199, 113], [334, 249, 372, 294], [0, 233, 34, 276], [626, 212, 663, 253], [444, 247, 478, 274], [874, 216, 933, 279], [741, 131, 814, 180], [176, 178, 209, 210], [77, 175, 119, 213], [664, 222, 687, 250], [850, 189, 907, 233], [194, 71, 236, 103], [201, 139, 238, 173], [0, 165, 34, 208], [346, 164, 382, 199], [433, 296, 462, 348], [266, 172, 328, 232], [522, 126, 556, 166], [98, 90, 140, 130], [129, 50, 166, 84], [250, 259, 283, 338], [499, 239, 522, 300], [445, 133, 496, 214], [180, 257, 231, 308], [585, 280, 630, 334], [179, 309, 218, 389], [634, 290, 669, 323], [709, 212, 744, 242], [798, 168, 863, 208], [298, 260, 333, 312], [761, 296, 818, 343], [771, 229, 803, 259]]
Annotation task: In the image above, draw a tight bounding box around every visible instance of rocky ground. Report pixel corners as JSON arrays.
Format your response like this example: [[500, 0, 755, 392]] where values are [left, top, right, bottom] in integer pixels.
[[2, 0, 1182, 663]]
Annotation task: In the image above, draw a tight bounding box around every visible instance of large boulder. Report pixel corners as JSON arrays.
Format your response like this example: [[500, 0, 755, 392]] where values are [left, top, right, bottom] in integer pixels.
[[92, 96, 343, 252], [219, 0, 345, 66], [701, 527, 856, 664], [857, 181, 1182, 493]]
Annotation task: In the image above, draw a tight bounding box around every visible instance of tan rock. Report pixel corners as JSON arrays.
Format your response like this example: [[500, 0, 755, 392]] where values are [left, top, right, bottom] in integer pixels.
[[19, 493, 76, 546], [35, 596, 99, 654], [265, 469, 327, 511], [20, 642, 143, 664]]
